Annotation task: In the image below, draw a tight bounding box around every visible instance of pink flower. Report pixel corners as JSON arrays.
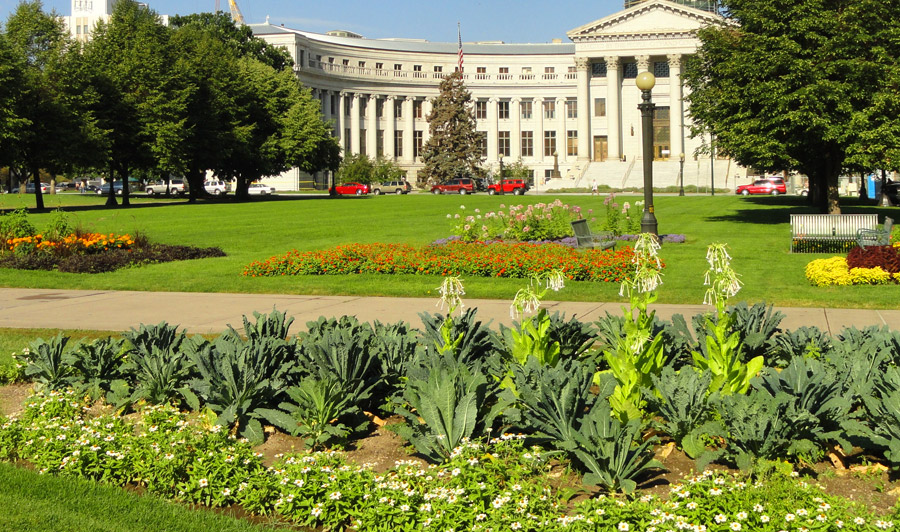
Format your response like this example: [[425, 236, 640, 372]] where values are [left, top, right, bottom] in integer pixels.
[[523, 226, 531, 233]]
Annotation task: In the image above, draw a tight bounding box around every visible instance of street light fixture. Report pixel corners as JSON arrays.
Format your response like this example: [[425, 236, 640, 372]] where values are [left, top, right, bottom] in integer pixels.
[[678, 152, 685, 197], [636, 71, 658, 237]]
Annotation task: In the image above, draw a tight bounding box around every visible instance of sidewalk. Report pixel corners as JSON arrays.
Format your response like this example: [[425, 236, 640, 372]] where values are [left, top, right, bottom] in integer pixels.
[[1, 288, 899, 336]]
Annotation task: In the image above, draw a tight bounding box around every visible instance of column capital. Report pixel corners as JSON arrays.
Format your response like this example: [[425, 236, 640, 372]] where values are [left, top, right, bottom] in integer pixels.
[[351, 92, 361, 100], [340, 90, 350, 97], [368, 93, 378, 101], [489, 96, 500, 104], [575, 57, 591, 71], [405, 95, 416, 102], [534, 97, 545, 104], [667, 54, 682, 68], [385, 95, 396, 102], [636, 55, 651, 71], [511, 96, 521, 104], [555, 96, 566, 105], [604, 56, 620, 70]]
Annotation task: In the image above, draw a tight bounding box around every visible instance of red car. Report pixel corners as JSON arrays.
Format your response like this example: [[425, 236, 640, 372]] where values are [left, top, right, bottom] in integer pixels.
[[430, 178, 476, 195], [334, 182, 370, 195], [735, 178, 786, 196], [487, 179, 528, 195]]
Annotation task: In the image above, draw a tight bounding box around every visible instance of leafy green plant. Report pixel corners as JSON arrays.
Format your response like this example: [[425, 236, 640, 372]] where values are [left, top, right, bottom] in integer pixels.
[[369, 320, 423, 400], [225, 308, 294, 342], [20, 334, 75, 391], [395, 356, 501, 462], [187, 336, 296, 443], [0, 207, 36, 240], [643, 366, 716, 457], [123, 345, 194, 406], [770, 326, 832, 367], [419, 308, 498, 368], [691, 243, 763, 395], [602, 233, 667, 422], [259, 376, 359, 450], [505, 358, 610, 450], [123, 322, 185, 356], [500, 270, 566, 368], [571, 401, 664, 494], [69, 337, 128, 401], [860, 366, 900, 469], [43, 209, 73, 241], [547, 312, 596, 361], [723, 302, 784, 360]]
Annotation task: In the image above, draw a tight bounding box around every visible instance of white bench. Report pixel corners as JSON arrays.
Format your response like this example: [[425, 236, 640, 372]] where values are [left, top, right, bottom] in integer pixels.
[[790, 213, 877, 253]]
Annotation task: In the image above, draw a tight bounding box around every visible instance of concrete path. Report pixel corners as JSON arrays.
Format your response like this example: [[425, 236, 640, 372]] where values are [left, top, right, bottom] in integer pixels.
[[1, 288, 899, 336]]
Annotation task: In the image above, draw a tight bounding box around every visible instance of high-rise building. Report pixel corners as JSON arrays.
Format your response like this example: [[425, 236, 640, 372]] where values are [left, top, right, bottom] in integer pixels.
[[624, 0, 718, 13]]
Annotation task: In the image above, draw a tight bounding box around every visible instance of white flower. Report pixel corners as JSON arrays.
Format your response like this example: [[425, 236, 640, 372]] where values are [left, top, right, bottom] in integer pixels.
[[715, 514, 727, 524], [730, 523, 741, 531], [198, 478, 208, 488], [618, 523, 630, 531]]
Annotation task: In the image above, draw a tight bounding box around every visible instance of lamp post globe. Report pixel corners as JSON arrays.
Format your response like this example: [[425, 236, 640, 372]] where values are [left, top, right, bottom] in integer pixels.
[[636, 72, 658, 237]]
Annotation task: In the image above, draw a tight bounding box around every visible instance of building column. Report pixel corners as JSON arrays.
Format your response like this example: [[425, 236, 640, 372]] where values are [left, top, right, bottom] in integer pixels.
[[338, 91, 347, 151], [510, 97, 521, 160], [350, 93, 361, 155], [605, 56, 621, 161], [366, 94, 378, 158], [668, 53, 684, 160], [422, 99, 432, 145], [403, 96, 415, 163], [487, 97, 499, 163], [384, 95, 396, 160], [556, 97, 567, 163], [534, 97, 545, 163], [576, 58, 591, 161], [636, 55, 650, 73], [321, 89, 331, 124]]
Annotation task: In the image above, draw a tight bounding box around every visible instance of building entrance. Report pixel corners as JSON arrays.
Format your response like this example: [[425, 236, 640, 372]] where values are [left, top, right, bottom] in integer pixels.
[[593, 136, 608, 162]]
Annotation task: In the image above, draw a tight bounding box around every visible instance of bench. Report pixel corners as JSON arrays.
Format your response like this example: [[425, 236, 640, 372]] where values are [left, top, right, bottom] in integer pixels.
[[790, 213, 877, 253], [857, 217, 894, 249], [571, 219, 616, 250]]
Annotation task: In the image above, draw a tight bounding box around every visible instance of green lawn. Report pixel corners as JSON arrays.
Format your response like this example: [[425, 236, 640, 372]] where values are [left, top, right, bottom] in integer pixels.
[[1, 191, 897, 309], [0, 462, 291, 532]]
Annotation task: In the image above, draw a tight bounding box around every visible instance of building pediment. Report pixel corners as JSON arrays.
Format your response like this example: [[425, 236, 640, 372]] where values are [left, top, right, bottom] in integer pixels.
[[567, 0, 722, 42]]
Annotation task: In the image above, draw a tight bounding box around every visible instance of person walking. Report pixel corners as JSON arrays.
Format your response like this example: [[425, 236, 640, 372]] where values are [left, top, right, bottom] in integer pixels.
[[591, 180, 598, 196]]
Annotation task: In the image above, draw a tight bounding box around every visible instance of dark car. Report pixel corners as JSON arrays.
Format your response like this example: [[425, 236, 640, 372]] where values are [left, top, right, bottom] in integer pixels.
[[97, 182, 127, 195], [431, 178, 476, 195], [884, 181, 900, 205]]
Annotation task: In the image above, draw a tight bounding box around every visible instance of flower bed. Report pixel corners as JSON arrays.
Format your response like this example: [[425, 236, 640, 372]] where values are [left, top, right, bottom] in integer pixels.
[[805, 245, 900, 286], [243, 241, 640, 282]]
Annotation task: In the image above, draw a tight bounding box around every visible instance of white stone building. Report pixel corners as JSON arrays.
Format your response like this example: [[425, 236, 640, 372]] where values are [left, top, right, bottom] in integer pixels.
[[63, 0, 747, 191]]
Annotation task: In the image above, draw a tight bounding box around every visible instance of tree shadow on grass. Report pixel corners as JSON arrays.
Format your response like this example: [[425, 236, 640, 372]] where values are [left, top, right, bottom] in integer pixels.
[[704, 196, 897, 226]]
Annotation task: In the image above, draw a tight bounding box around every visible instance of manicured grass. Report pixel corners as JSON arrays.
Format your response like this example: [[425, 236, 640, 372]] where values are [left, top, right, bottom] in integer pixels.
[[0, 462, 290, 532], [1, 192, 898, 308]]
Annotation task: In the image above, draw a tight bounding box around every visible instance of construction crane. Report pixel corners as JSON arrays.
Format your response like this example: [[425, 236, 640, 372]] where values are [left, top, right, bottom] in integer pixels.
[[228, 0, 245, 24]]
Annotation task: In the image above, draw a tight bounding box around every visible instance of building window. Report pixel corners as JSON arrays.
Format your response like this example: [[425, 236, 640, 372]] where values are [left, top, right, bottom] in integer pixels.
[[394, 63, 402, 70], [653, 60, 670, 78], [498, 100, 510, 119], [475, 100, 488, 120], [359, 98, 368, 116], [375, 98, 383, 118], [521, 131, 534, 157], [623, 62, 638, 78], [413, 65, 422, 72], [413, 131, 423, 157], [594, 98, 606, 118], [522, 66, 532, 74], [434, 65, 443, 73], [345, 128, 350, 145], [591, 62, 607, 77], [653, 106, 671, 160], [358, 61, 365, 68], [545, 169, 553, 179], [413, 100, 423, 119], [543, 100, 555, 120], [544, 66, 555, 74], [499, 67, 509, 74], [543, 131, 556, 157], [567, 130, 578, 156], [395, 99, 403, 119], [328, 57, 334, 63], [344, 97, 351, 116], [521, 101, 533, 119], [477, 132, 487, 158], [342, 59, 349, 66], [376, 62, 383, 70], [376, 130, 384, 156], [477, 66, 486, 74], [360, 129, 367, 155], [568, 66, 577, 73], [498, 131, 510, 157], [331, 94, 338, 115], [566, 99, 577, 119], [394, 131, 403, 158]]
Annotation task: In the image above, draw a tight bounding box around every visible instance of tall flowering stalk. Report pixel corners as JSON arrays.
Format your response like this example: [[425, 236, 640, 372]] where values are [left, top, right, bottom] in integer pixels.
[[504, 270, 566, 368], [692, 243, 762, 395], [434, 276, 466, 356], [603, 233, 666, 422]]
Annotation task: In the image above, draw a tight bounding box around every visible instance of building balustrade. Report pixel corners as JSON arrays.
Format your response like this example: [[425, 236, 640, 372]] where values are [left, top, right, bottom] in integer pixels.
[[302, 61, 578, 85]]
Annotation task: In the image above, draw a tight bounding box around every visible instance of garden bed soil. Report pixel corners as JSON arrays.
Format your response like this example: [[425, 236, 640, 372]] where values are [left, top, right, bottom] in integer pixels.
[[2, 382, 900, 515]]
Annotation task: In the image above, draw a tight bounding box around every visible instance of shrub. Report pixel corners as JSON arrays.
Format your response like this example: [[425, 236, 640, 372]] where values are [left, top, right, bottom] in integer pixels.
[[448, 199, 585, 242], [0, 208, 35, 240], [849, 266, 892, 285], [847, 244, 900, 273], [804, 256, 852, 286]]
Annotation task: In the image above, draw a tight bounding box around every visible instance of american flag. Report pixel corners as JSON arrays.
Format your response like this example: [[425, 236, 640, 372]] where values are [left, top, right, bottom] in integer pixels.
[[457, 22, 464, 73]]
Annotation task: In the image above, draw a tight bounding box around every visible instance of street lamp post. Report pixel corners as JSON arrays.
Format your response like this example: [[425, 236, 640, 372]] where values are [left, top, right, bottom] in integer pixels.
[[498, 155, 505, 195], [678, 152, 685, 196], [710, 132, 716, 196], [636, 71, 658, 237]]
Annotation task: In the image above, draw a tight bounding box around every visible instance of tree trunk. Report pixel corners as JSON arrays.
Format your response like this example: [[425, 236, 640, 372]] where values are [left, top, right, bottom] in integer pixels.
[[121, 165, 130, 207], [880, 170, 891, 207], [105, 162, 118, 207], [825, 168, 841, 215], [49, 173, 56, 195], [32, 167, 44, 210], [235, 177, 249, 201], [186, 167, 205, 203]]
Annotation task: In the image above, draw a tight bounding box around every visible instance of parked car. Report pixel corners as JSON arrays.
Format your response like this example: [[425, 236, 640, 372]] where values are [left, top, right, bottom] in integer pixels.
[[247, 183, 277, 195], [334, 182, 370, 195], [431, 178, 476, 195], [487, 179, 529, 195], [97, 182, 129, 195], [145, 179, 186, 195], [735, 178, 786, 196], [12, 182, 52, 194], [884, 181, 900, 205], [204, 180, 231, 195], [371, 180, 411, 195]]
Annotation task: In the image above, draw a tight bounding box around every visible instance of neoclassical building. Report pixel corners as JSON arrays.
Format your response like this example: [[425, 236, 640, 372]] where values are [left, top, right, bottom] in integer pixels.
[[65, 0, 746, 191]]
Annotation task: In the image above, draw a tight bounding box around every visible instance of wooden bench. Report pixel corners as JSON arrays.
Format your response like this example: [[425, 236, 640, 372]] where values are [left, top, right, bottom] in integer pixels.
[[790, 213, 877, 253], [571, 219, 616, 250]]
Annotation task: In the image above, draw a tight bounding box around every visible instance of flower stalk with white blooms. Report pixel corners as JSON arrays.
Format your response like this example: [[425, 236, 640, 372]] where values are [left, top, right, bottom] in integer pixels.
[[434, 276, 467, 356], [692, 243, 762, 395], [503, 270, 566, 368], [602, 233, 666, 422]]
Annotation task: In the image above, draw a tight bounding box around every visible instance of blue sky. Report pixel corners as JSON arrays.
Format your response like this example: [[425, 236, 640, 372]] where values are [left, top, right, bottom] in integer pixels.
[[1, 0, 625, 43]]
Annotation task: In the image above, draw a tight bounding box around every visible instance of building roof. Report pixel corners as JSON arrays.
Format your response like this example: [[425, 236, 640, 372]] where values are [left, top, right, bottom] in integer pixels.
[[248, 23, 576, 56]]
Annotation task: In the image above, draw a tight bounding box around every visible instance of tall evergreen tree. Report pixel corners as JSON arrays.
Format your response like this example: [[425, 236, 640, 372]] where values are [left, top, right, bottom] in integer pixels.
[[419, 72, 485, 185]]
